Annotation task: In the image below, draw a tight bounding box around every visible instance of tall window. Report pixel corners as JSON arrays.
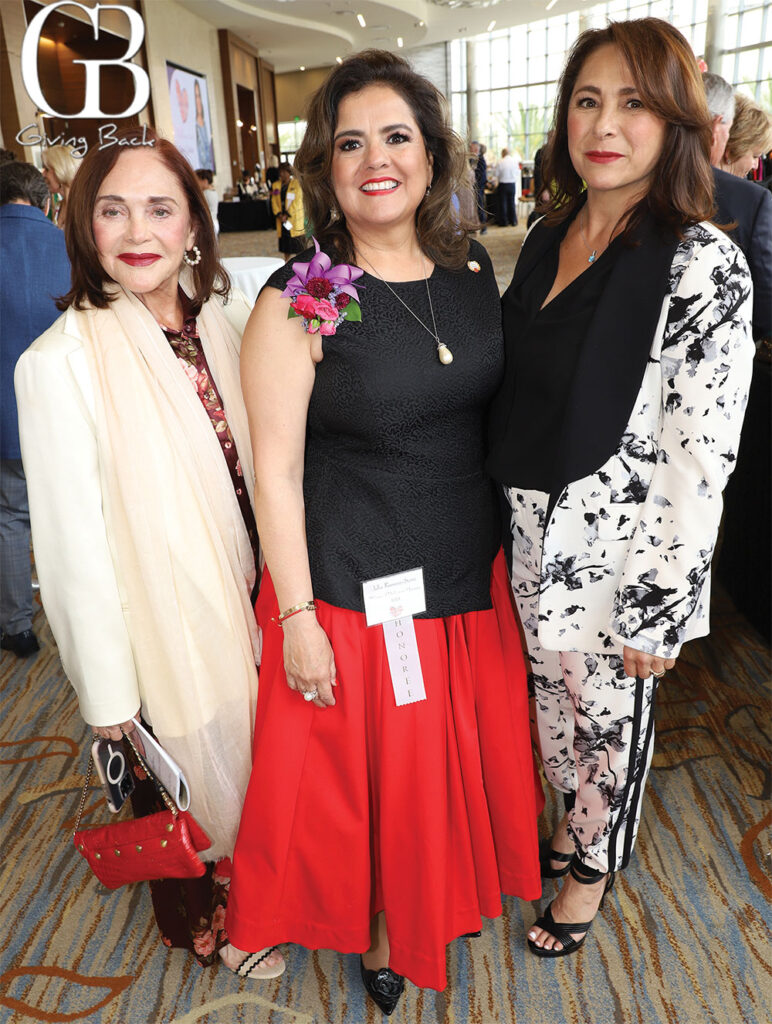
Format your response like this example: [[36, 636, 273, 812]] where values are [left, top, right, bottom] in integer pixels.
[[722, 1, 771, 105], [278, 119, 307, 161], [450, 11, 581, 162], [450, 0, 771, 160]]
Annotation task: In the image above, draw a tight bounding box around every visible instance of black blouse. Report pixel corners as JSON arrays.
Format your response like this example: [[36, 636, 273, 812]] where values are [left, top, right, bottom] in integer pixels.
[[487, 223, 622, 491], [265, 240, 504, 617]]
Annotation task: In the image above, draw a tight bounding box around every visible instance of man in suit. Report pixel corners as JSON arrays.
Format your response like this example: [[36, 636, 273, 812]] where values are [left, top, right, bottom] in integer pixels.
[[703, 72, 772, 341], [703, 74, 771, 640], [0, 162, 70, 656]]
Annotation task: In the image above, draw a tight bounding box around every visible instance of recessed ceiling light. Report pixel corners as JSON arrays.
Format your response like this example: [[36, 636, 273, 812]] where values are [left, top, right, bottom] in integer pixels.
[[546, 0, 558, 9], [336, 56, 343, 64], [356, 13, 366, 28], [397, 36, 403, 47], [487, 19, 496, 31]]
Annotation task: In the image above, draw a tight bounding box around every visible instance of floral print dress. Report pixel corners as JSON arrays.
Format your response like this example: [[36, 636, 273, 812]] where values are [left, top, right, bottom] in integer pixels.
[[127, 296, 258, 967]]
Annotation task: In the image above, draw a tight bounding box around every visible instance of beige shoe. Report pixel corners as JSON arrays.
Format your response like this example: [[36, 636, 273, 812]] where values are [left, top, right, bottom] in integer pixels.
[[220, 944, 286, 980]]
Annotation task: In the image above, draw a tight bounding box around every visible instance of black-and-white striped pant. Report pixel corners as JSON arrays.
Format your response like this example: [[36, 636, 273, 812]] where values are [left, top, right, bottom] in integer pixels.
[[506, 487, 658, 875]]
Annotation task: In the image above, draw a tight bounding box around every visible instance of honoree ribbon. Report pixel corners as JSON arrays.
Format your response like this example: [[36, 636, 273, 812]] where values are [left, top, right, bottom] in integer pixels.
[[362, 567, 428, 707], [383, 617, 427, 707]]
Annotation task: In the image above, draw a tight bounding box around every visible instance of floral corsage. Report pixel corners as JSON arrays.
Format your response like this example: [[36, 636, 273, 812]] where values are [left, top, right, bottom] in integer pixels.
[[281, 238, 363, 335]]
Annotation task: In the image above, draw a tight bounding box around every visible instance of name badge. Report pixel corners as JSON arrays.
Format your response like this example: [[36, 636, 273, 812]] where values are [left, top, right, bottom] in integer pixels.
[[362, 568, 427, 707], [383, 617, 426, 706], [361, 567, 426, 627]]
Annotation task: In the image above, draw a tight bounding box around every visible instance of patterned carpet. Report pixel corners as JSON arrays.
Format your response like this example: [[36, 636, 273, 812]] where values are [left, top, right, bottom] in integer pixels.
[[2, 227, 770, 1022], [1, 586, 769, 1024]]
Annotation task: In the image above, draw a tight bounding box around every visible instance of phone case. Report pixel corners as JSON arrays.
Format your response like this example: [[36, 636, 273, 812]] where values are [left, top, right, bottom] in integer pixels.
[[92, 738, 135, 813]]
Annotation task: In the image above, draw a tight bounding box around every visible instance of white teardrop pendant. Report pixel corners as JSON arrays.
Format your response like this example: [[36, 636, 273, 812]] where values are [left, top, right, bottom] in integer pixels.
[[437, 343, 454, 365]]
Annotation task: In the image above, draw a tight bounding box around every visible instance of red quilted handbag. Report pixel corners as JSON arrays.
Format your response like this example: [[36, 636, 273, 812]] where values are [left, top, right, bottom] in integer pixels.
[[73, 731, 211, 889]]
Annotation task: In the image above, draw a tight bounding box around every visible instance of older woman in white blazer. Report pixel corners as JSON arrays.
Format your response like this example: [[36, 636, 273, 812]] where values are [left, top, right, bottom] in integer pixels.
[[14, 128, 283, 981], [487, 19, 753, 959]]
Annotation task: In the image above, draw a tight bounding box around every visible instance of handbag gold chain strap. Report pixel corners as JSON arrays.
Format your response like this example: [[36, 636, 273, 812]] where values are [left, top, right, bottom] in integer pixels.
[[73, 727, 178, 837]]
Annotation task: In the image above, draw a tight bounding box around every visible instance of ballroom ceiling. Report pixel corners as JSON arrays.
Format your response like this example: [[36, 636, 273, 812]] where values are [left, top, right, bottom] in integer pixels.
[[175, 0, 587, 72]]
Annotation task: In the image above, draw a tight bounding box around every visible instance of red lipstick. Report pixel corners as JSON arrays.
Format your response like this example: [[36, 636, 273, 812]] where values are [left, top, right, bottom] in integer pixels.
[[586, 151, 623, 163], [118, 253, 161, 266]]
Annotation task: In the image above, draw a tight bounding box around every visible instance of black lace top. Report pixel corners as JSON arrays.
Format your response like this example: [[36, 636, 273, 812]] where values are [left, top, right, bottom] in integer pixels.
[[265, 240, 503, 617], [487, 224, 622, 491]]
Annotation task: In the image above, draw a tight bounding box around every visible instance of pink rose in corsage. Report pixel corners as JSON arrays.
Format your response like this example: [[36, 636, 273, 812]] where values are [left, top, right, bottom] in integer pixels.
[[282, 237, 363, 336]]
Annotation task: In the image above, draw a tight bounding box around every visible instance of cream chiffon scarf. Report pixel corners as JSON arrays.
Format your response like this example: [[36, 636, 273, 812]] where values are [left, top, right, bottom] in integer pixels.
[[80, 276, 259, 860]]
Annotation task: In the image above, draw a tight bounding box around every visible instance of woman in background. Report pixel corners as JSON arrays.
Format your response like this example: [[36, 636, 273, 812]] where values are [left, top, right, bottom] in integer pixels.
[[237, 168, 257, 200], [270, 161, 305, 259], [721, 93, 772, 179], [194, 79, 215, 170], [488, 18, 753, 959], [41, 144, 79, 228]]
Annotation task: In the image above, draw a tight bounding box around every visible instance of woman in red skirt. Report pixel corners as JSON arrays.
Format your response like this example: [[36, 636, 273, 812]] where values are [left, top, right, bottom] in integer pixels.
[[224, 50, 543, 1012]]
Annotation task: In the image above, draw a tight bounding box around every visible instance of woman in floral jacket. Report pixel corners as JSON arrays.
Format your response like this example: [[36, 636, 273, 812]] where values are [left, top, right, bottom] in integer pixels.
[[488, 18, 754, 958]]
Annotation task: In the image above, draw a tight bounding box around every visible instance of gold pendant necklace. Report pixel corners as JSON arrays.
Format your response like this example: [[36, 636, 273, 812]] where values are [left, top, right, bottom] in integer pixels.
[[357, 250, 453, 365]]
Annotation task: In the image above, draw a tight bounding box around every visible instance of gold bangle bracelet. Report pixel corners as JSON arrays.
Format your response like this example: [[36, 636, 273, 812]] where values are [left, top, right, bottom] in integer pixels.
[[276, 600, 317, 625]]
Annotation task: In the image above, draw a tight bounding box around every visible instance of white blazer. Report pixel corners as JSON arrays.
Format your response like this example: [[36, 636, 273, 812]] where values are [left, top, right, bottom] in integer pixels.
[[14, 291, 252, 727]]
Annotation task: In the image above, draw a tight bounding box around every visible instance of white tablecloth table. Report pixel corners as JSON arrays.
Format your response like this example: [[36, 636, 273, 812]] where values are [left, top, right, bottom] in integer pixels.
[[222, 256, 285, 306]]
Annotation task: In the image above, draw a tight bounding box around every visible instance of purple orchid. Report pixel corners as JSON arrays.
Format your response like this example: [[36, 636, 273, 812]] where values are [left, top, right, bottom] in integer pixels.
[[280, 237, 363, 303]]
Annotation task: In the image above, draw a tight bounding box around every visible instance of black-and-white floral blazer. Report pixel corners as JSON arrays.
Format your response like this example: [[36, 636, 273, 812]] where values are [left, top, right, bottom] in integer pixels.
[[514, 217, 754, 660]]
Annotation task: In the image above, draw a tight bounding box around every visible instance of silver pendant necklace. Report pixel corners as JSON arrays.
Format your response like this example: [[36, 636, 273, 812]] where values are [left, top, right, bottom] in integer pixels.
[[357, 249, 453, 365], [579, 207, 603, 265]]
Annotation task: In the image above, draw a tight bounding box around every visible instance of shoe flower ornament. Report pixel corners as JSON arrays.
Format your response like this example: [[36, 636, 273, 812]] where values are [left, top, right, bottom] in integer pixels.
[[281, 237, 364, 336]]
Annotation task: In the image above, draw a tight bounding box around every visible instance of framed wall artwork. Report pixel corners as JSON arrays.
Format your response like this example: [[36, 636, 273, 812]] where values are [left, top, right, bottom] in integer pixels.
[[166, 62, 215, 171]]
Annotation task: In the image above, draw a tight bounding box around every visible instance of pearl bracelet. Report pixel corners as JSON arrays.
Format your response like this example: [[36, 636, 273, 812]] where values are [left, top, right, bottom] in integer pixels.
[[276, 600, 317, 626]]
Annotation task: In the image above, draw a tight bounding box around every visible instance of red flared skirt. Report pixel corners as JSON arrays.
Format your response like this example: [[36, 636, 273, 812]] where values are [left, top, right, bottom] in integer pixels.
[[226, 550, 543, 990]]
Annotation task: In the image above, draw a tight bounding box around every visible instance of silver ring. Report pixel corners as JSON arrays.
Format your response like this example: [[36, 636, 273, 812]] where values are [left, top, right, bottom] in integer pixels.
[[303, 689, 319, 702]]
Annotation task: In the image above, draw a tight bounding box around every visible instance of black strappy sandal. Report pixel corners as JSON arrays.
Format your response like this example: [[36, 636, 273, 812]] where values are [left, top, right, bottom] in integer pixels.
[[539, 837, 573, 878], [527, 856, 615, 959]]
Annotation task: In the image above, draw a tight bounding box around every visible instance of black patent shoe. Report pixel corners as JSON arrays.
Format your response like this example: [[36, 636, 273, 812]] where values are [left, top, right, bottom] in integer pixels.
[[359, 956, 405, 1015]]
